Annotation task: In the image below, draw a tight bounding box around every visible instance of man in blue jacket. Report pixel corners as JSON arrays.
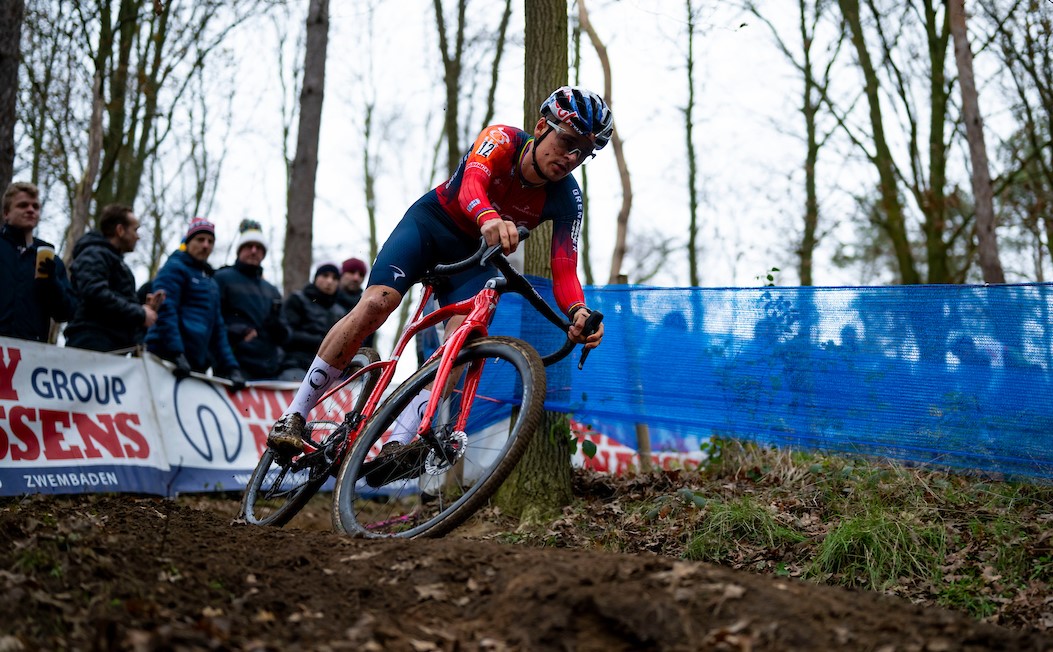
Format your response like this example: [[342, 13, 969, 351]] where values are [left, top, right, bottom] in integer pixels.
[[145, 217, 245, 389], [65, 204, 162, 352], [0, 182, 76, 342], [214, 219, 290, 380]]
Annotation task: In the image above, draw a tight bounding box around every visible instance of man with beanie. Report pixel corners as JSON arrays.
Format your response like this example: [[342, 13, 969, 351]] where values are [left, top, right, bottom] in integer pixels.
[[214, 219, 290, 381], [65, 204, 163, 352], [0, 181, 77, 342], [145, 217, 246, 390], [278, 262, 345, 381], [336, 257, 374, 348]]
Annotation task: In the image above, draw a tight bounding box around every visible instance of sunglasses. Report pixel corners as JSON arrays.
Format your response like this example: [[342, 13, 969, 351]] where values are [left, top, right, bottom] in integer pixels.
[[546, 120, 596, 160]]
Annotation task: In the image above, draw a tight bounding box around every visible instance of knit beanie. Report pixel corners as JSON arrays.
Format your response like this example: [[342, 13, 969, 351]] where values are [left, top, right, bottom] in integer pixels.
[[184, 217, 215, 242], [341, 257, 367, 276], [235, 219, 267, 254], [315, 262, 340, 279]]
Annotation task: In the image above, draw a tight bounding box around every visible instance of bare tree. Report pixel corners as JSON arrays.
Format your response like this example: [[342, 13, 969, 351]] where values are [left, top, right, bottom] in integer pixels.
[[576, 0, 631, 284], [982, 0, 1052, 280], [748, 0, 845, 286], [495, 0, 574, 522], [684, 0, 702, 286], [283, 0, 329, 296], [433, 0, 515, 178], [949, 0, 1004, 284], [433, 0, 466, 176], [835, 0, 919, 283], [481, 0, 514, 129], [0, 0, 24, 190], [569, 13, 596, 284], [18, 0, 275, 263]]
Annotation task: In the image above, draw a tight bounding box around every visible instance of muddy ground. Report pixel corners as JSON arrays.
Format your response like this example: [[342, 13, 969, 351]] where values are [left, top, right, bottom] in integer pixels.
[[2, 493, 1052, 651]]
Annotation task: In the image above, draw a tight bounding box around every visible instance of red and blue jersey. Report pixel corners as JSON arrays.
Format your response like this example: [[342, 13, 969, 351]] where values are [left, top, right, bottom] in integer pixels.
[[434, 125, 585, 315]]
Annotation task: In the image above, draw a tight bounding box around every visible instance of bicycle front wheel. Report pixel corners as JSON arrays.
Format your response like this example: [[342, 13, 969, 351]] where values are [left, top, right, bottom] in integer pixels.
[[331, 336, 545, 538], [240, 347, 381, 526]]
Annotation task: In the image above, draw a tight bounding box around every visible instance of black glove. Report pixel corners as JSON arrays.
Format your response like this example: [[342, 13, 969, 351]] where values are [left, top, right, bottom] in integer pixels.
[[172, 353, 192, 379], [227, 368, 247, 392]]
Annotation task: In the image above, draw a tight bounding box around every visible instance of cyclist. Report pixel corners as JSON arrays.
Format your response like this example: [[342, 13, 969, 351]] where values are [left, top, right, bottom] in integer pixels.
[[267, 86, 612, 453]]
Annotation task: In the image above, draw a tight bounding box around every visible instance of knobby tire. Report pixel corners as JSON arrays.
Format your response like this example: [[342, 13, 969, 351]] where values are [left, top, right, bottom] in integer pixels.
[[239, 348, 381, 526], [331, 336, 546, 538]]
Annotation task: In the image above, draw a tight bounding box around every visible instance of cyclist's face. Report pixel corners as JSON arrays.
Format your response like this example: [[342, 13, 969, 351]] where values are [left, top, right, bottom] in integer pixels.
[[530, 118, 594, 181]]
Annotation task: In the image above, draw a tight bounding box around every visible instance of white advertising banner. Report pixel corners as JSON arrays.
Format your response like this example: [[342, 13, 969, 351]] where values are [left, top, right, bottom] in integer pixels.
[[1, 336, 699, 497], [0, 337, 170, 495]]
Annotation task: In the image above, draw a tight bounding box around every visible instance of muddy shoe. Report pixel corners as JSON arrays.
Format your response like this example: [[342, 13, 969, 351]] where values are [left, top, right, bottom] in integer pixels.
[[267, 413, 307, 454], [363, 440, 430, 488]]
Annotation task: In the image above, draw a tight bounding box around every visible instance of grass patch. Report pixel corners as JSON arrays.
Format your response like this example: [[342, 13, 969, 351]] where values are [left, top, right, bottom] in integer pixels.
[[808, 509, 945, 590], [684, 495, 805, 563], [497, 438, 1053, 630], [937, 570, 1000, 620]]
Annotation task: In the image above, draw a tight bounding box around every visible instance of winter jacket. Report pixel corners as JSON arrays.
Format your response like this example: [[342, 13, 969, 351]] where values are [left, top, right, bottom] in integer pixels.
[[214, 261, 290, 380], [145, 250, 239, 374], [0, 224, 76, 342], [64, 231, 146, 352], [280, 282, 346, 374]]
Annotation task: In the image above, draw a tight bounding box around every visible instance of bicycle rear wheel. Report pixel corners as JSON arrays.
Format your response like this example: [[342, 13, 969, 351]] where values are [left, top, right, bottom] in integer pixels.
[[239, 348, 381, 526], [331, 336, 545, 538]]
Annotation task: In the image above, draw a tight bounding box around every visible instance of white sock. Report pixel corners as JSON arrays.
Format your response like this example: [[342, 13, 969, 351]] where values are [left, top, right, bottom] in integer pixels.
[[284, 356, 343, 418], [390, 388, 431, 445]]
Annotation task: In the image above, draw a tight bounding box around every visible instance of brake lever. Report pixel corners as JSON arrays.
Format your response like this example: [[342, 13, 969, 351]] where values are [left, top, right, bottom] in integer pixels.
[[481, 226, 531, 265], [576, 310, 604, 370]]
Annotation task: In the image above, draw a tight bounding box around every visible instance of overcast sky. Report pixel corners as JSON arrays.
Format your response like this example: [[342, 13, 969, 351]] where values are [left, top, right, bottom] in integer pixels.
[[203, 1, 831, 293]]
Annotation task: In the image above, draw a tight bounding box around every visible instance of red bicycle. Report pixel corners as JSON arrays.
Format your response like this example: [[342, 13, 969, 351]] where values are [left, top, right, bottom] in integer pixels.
[[239, 228, 601, 538]]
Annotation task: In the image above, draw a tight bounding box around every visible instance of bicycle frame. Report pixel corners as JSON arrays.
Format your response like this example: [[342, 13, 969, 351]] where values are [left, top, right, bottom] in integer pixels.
[[299, 228, 599, 468], [299, 277, 501, 460]]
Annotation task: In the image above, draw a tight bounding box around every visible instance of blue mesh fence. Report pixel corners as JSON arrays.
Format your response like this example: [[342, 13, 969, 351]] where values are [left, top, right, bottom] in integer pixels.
[[489, 279, 1053, 481]]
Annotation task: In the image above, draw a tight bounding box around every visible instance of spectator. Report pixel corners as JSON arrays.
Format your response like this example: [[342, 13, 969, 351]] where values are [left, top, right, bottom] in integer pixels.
[[336, 256, 375, 348], [279, 262, 345, 381], [0, 181, 76, 342], [65, 204, 164, 353], [214, 219, 290, 380], [145, 217, 245, 389]]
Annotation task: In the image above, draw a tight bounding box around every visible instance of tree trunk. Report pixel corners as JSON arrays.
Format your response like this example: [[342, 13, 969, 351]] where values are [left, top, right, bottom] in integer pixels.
[[577, 0, 631, 285], [433, 0, 466, 177], [685, 1, 700, 287], [838, 0, 918, 284], [0, 0, 24, 191], [571, 17, 594, 285], [797, 0, 820, 287], [949, 0, 1004, 284], [66, 70, 105, 260], [283, 0, 329, 296], [494, 0, 573, 523], [921, 0, 953, 284]]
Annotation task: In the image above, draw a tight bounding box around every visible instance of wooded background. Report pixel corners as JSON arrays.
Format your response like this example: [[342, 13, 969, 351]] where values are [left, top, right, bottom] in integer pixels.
[[1, 0, 1051, 295]]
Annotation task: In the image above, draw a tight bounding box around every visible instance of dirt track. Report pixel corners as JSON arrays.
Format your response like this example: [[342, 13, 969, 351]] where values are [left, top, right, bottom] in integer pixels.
[[2, 494, 1052, 651]]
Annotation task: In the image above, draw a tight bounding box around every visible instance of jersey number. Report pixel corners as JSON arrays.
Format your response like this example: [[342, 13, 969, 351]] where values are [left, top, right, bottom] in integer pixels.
[[476, 140, 496, 158]]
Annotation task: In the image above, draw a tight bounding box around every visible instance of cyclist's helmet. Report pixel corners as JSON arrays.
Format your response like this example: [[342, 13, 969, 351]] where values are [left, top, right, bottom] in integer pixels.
[[539, 86, 614, 151]]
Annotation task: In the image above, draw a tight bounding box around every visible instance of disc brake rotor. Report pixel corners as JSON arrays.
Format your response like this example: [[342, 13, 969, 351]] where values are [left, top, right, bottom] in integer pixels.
[[424, 430, 468, 474]]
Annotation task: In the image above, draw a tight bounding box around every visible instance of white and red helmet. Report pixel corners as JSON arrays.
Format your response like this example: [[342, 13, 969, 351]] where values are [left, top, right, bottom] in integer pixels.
[[540, 86, 614, 151]]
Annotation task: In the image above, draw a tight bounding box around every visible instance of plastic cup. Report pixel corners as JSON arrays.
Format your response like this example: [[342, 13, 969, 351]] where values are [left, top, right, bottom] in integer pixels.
[[35, 245, 55, 279]]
